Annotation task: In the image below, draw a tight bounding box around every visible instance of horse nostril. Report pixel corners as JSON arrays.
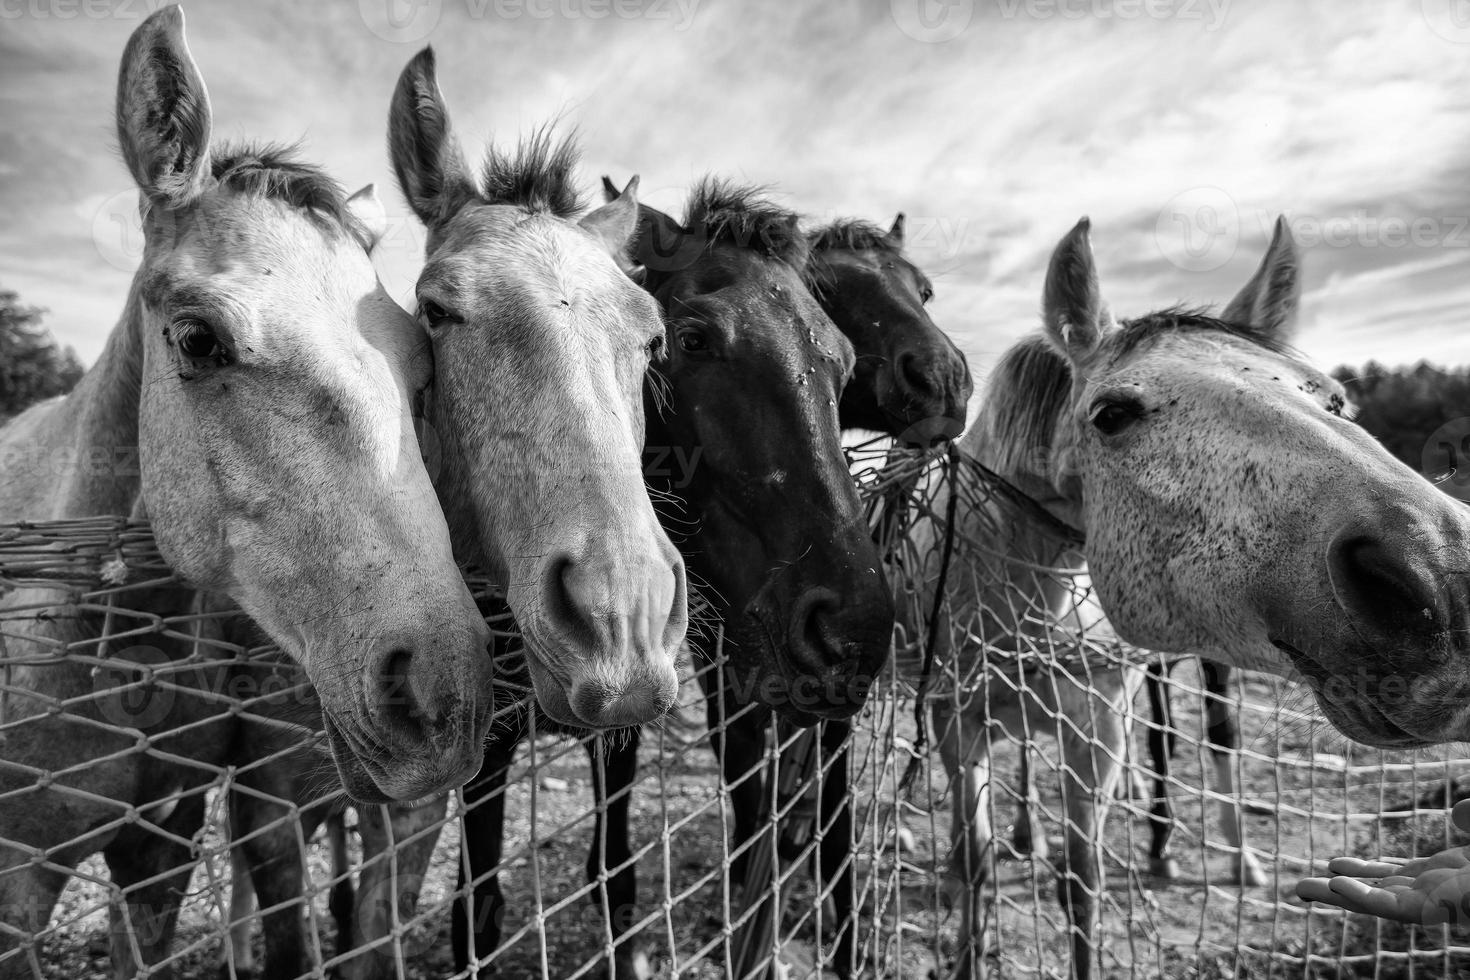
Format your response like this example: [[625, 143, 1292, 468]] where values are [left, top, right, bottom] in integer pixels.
[[1328, 534, 1441, 636], [373, 643, 446, 734], [791, 587, 845, 670], [375, 646, 430, 731], [896, 351, 937, 399], [544, 555, 600, 651]]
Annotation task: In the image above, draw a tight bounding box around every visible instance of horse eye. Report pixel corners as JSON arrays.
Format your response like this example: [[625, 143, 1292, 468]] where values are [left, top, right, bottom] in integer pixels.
[[1091, 399, 1143, 436], [647, 335, 666, 359], [173, 319, 226, 362], [920, 285, 935, 305], [676, 327, 709, 354], [420, 300, 453, 327]]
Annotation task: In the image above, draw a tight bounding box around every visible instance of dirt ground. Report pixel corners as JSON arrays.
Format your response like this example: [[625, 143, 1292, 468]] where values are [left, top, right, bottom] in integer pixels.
[[26, 660, 1470, 980]]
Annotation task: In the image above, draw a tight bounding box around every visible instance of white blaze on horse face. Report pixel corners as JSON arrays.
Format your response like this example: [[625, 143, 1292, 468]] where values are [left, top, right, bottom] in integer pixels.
[[1035, 216, 1470, 748], [116, 6, 491, 803]]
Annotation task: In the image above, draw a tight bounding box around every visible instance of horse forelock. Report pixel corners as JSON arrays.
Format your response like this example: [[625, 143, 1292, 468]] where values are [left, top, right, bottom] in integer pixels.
[[683, 178, 808, 268], [980, 308, 1317, 480], [135, 142, 371, 250], [1107, 306, 1295, 364], [807, 219, 901, 257], [477, 127, 582, 218]]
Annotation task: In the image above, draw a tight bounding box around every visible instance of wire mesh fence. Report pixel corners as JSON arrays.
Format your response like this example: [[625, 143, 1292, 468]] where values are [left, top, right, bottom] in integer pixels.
[[3, 447, 1470, 980]]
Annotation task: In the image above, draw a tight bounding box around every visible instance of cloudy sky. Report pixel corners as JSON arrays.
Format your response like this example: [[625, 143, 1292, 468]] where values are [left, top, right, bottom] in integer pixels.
[[4, 0, 1470, 383]]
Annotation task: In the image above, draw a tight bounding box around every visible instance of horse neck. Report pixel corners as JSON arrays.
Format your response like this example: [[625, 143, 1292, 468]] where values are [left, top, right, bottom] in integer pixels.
[[0, 278, 146, 521], [958, 460, 1085, 645]]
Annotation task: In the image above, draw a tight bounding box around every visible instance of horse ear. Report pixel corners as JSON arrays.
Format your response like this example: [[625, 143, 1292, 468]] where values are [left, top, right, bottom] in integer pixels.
[[626, 198, 701, 275], [116, 5, 212, 209], [388, 46, 475, 227], [887, 212, 906, 248], [345, 184, 388, 251], [580, 175, 641, 274], [1042, 218, 1108, 362], [1222, 216, 1300, 341], [601, 175, 621, 204]]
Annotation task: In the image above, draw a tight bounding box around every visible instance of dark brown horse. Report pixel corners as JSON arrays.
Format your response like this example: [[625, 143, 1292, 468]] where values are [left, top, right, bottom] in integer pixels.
[[448, 189, 970, 978], [804, 212, 971, 446]]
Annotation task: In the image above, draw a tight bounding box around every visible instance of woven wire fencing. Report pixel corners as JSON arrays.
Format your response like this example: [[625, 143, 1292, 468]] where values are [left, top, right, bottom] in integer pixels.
[[2, 448, 1469, 980]]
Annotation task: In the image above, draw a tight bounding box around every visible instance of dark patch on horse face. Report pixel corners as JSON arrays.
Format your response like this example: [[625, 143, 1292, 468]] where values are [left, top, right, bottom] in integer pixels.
[[647, 246, 893, 721], [807, 248, 970, 442]]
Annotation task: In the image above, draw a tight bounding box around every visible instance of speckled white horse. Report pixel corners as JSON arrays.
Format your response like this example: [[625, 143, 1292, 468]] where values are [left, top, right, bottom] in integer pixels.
[[914, 217, 1470, 980]]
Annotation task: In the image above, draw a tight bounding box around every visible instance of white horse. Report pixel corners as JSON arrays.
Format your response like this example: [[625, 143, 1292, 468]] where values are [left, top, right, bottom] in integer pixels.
[[910, 216, 1470, 979], [218, 44, 692, 980], [0, 8, 495, 972], [0, 10, 684, 976]]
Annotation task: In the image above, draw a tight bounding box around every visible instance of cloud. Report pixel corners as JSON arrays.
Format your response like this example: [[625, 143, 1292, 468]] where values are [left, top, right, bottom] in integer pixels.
[[2, 0, 1468, 379]]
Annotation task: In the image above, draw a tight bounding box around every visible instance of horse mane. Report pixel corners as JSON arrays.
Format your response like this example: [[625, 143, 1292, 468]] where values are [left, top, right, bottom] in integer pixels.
[[479, 127, 582, 218], [205, 143, 364, 243], [1110, 306, 1293, 362], [980, 306, 1298, 476], [977, 334, 1073, 478], [683, 178, 808, 268], [807, 219, 901, 256]]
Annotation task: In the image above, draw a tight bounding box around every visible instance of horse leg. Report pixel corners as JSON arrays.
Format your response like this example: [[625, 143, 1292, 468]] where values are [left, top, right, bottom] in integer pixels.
[[1011, 750, 1048, 863], [104, 790, 207, 980], [813, 720, 857, 980], [343, 799, 447, 980], [0, 666, 142, 977], [936, 702, 991, 980], [222, 715, 341, 980], [1143, 659, 1179, 880], [1053, 681, 1133, 980], [220, 847, 257, 980], [327, 809, 355, 946], [0, 857, 75, 980], [705, 681, 766, 895], [1201, 662, 1265, 886], [586, 731, 650, 980], [453, 745, 515, 975]]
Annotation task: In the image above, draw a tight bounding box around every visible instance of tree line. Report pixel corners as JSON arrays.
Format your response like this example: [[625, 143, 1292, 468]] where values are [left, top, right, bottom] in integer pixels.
[[0, 288, 84, 422], [1331, 362, 1470, 480]]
